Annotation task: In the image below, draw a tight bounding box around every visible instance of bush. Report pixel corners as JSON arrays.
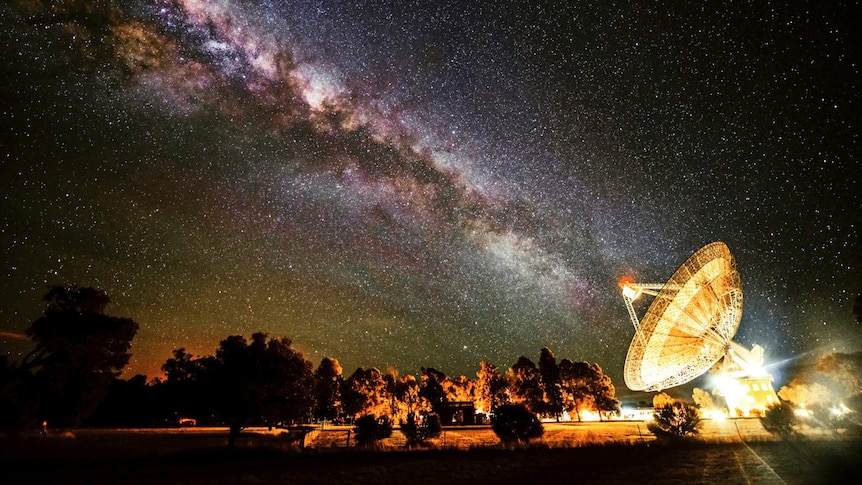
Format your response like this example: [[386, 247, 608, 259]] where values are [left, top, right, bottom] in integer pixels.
[[491, 404, 544, 447], [354, 415, 393, 447], [400, 413, 442, 447], [760, 401, 797, 437], [647, 401, 702, 440]]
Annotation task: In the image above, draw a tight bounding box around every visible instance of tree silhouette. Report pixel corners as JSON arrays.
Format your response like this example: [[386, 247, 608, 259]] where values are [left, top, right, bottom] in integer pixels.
[[342, 367, 389, 420], [491, 403, 544, 447], [777, 351, 862, 418], [558, 359, 592, 420], [538, 348, 563, 420], [85, 374, 151, 427], [160, 348, 218, 425], [442, 374, 476, 403], [589, 363, 620, 420], [400, 412, 442, 447], [420, 367, 450, 423], [382, 369, 405, 422], [652, 392, 676, 408], [759, 402, 797, 437], [353, 414, 393, 448], [20, 286, 138, 428], [0, 356, 35, 431], [558, 360, 619, 421], [692, 387, 716, 410], [507, 357, 544, 414], [648, 399, 702, 440], [476, 361, 508, 414], [162, 348, 203, 383], [390, 373, 425, 422], [313, 357, 343, 422], [210, 333, 314, 448]]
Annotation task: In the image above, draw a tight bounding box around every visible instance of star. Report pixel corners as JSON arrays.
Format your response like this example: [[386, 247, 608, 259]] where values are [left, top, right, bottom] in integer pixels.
[[1, 1, 858, 390]]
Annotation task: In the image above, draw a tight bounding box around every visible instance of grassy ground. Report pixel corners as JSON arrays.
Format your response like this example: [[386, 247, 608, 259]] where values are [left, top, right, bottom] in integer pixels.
[[1, 422, 859, 484]]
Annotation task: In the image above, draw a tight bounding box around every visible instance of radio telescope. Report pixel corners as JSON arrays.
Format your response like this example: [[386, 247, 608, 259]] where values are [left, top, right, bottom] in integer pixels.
[[620, 242, 746, 392]]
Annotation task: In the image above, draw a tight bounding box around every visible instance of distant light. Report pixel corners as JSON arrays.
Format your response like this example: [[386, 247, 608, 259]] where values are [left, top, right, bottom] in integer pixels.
[[620, 277, 642, 300], [705, 409, 727, 421], [580, 410, 601, 422]]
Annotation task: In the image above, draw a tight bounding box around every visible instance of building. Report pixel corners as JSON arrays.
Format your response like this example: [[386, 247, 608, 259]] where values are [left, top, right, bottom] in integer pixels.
[[721, 376, 779, 417]]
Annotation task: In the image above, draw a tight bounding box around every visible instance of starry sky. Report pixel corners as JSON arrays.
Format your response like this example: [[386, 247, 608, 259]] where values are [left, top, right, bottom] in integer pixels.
[[2, 1, 859, 391]]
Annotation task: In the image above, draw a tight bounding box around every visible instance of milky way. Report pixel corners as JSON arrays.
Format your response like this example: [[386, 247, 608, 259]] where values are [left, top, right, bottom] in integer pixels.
[[2, 1, 859, 391]]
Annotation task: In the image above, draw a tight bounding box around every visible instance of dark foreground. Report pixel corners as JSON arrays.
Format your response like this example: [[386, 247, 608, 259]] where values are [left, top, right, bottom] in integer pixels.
[[2, 431, 859, 484]]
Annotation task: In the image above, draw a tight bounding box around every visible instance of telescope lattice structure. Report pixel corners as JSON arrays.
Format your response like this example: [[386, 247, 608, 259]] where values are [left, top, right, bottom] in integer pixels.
[[621, 242, 744, 392]]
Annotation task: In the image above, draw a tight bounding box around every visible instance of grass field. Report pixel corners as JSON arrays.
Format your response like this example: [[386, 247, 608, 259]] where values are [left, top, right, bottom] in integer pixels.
[[1, 421, 859, 484]]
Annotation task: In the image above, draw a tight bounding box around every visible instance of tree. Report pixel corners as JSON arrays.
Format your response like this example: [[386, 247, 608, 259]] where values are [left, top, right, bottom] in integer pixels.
[[159, 348, 218, 425], [210, 333, 314, 448], [559, 359, 595, 421], [313, 357, 343, 422], [20, 286, 138, 428], [760, 401, 798, 437], [341, 367, 390, 420], [442, 374, 476, 403], [400, 412, 442, 448], [777, 351, 862, 413], [162, 348, 201, 383], [491, 403, 544, 447], [353, 414, 393, 448], [0, 356, 34, 431], [476, 361, 508, 414], [648, 400, 702, 440], [381, 369, 414, 423], [652, 392, 676, 409], [392, 374, 425, 421], [692, 388, 716, 411], [538, 348, 563, 420], [85, 374, 152, 427], [815, 352, 862, 394], [420, 367, 450, 423], [507, 357, 544, 414], [589, 363, 620, 421]]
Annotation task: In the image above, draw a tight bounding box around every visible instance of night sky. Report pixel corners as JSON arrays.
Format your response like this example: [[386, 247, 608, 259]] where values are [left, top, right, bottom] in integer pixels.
[[2, 1, 859, 390]]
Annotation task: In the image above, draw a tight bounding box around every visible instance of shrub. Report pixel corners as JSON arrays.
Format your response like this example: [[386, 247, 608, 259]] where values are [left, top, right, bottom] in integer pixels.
[[401, 413, 442, 447], [491, 403, 544, 447], [354, 415, 393, 448], [760, 401, 797, 437], [400, 413, 442, 447], [647, 400, 702, 440]]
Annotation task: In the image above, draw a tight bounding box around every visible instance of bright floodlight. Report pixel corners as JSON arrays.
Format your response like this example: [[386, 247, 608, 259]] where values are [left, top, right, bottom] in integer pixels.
[[621, 242, 743, 391]]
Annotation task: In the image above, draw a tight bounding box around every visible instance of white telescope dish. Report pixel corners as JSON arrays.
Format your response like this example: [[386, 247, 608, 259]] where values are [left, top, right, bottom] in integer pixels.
[[621, 242, 743, 391]]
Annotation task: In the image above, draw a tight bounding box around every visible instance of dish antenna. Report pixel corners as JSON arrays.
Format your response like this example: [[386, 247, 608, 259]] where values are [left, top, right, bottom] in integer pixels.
[[620, 242, 747, 392]]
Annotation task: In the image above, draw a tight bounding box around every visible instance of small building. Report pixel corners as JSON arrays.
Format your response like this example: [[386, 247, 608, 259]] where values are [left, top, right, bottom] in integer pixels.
[[723, 376, 779, 417], [444, 401, 477, 425], [617, 404, 655, 421]]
